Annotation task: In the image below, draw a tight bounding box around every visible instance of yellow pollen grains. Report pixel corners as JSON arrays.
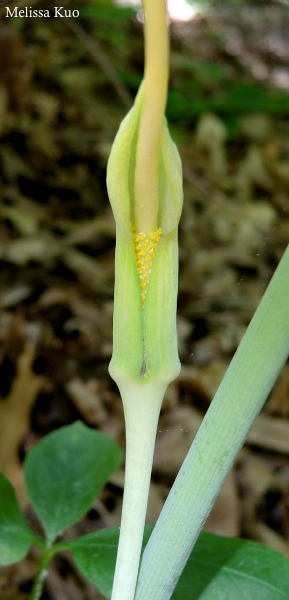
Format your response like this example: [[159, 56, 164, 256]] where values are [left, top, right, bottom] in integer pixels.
[[133, 227, 162, 307]]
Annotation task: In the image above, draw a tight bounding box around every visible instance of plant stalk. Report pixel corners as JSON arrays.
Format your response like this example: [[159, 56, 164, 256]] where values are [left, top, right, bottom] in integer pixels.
[[134, 0, 169, 234], [29, 548, 52, 600], [135, 244, 289, 600], [110, 381, 166, 600]]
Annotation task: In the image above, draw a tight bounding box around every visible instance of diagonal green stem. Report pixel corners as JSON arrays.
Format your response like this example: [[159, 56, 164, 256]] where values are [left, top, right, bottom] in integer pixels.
[[135, 244, 289, 600], [29, 548, 53, 600]]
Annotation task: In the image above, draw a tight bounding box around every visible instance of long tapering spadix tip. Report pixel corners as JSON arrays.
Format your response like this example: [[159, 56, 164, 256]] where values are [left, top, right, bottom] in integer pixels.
[[133, 227, 162, 308]]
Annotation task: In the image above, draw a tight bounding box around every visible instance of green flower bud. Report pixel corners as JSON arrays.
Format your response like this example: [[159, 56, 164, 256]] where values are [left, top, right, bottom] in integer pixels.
[[107, 84, 183, 391]]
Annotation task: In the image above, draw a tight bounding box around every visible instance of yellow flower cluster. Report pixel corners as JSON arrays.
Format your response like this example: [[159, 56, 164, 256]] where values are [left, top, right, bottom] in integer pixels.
[[133, 227, 163, 307]]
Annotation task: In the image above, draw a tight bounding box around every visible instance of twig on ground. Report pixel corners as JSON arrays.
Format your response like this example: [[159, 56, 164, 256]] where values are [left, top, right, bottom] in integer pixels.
[[64, 17, 133, 110]]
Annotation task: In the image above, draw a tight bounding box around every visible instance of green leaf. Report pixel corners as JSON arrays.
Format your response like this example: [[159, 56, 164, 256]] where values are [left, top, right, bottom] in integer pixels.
[[0, 472, 37, 566], [80, 4, 135, 22], [67, 528, 289, 600], [24, 421, 121, 545], [68, 525, 154, 599], [173, 531, 289, 600], [215, 84, 289, 114]]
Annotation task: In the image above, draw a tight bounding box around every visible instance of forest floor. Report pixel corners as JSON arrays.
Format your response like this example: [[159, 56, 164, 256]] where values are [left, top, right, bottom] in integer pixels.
[[1, 1, 289, 598]]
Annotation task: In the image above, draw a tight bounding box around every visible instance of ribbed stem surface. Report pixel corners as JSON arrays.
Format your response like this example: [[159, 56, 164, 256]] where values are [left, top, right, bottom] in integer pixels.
[[135, 245, 289, 600]]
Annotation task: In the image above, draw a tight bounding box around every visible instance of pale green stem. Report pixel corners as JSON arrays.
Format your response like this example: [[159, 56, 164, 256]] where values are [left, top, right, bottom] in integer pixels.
[[134, 0, 169, 234], [110, 381, 166, 600], [135, 244, 289, 600], [29, 548, 52, 600]]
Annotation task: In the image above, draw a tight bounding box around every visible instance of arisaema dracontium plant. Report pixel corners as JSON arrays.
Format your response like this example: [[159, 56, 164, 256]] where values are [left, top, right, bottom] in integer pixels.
[[106, 2, 289, 600], [107, 1, 182, 599]]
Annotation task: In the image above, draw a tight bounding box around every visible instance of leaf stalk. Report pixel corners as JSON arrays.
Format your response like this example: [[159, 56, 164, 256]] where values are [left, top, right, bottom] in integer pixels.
[[29, 548, 53, 600], [135, 244, 289, 600]]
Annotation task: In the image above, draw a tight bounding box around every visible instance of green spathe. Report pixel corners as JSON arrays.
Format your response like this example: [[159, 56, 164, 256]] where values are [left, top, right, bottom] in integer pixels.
[[107, 85, 183, 387], [107, 83, 183, 600]]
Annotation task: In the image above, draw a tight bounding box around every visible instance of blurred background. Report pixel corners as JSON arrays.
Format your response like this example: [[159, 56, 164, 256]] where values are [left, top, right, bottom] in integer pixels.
[[1, 0, 289, 597]]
